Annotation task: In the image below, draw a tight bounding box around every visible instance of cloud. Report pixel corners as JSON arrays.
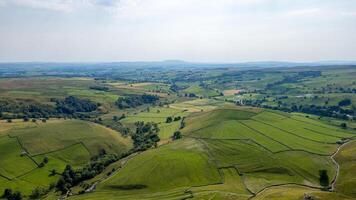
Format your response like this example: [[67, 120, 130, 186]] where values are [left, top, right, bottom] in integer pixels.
[[341, 11, 356, 16], [2, 0, 77, 12], [286, 8, 321, 17], [0, 0, 6, 6]]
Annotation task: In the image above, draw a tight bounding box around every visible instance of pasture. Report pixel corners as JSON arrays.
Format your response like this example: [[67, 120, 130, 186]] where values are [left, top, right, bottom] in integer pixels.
[[66, 107, 355, 200], [0, 119, 132, 195]]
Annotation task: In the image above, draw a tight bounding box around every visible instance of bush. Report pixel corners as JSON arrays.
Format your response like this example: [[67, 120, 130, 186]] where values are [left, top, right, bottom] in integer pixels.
[[173, 116, 181, 121], [319, 170, 329, 187], [172, 131, 182, 140], [340, 123, 347, 129], [2, 189, 22, 200], [338, 99, 351, 107], [166, 117, 173, 123]]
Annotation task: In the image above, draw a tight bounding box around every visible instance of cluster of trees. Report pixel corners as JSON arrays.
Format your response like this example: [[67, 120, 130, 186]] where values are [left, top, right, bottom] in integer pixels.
[[338, 99, 352, 107], [243, 98, 354, 121], [2, 189, 22, 200], [165, 116, 181, 123], [0, 99, 56, 119], [113, 114, 126, 121], [55, 96, 99, 114], [56, 151, 122, 194], [266, 71, 321, 90], [132, 121, 160, 151], [115, 94, 159, 109], [0, 96, 99, 120], [184, 93, 197, 98], [89, 86, 109, 91]]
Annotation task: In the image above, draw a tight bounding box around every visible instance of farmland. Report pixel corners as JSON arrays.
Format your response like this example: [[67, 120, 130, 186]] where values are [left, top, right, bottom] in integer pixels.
[[0, 64, 355, 199], [66, 107, 355, 200], [0, 119, 132, 195]]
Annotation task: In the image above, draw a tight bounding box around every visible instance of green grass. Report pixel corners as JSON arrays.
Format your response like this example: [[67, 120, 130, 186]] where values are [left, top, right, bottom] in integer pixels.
[[119, 107, 188, 140], [63, 107, 352, 200], [182, 84, 220, 97], [0, 136, 37, 179], [70, 138, 221, 199], [334, 140, 356, 198], [0, 119, 133, 196], [253, 185, 353, 200], [190, 167, 252, 199], [8, 119, 132, 155], [241, 120, 337, 154], [202, 139, 336, 193]]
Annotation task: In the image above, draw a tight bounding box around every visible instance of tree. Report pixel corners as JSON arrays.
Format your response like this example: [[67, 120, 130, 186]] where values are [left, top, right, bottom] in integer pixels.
[[172, 131, 182, 140], [50, 169, 57, 176], [3, 190, 22, 200], [23, 116, 29, 122], [166, 117, 173, 123], [173, 116, 181, 121], [12, 191, 22, 200], [319, 170, 329, 187], [43, 157, 49, 164], [2, 189, 12, 198], [340, 123, 347, 129], [338, 99, 351, 107], [30, 187, 44, 199]]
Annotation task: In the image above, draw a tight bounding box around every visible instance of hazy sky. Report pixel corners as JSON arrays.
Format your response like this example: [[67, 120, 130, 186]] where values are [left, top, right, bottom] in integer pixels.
[[0, 0, 356, 62]]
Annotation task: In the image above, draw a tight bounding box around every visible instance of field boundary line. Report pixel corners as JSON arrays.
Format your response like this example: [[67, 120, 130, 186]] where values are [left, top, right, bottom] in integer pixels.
[[0, 173, 11, 181], [288, 116, 355, 132], [195, 138, 225, 184], [247, 183, 324, 200], [185, 133, 335, 156], [251, 119, 337, 144], [184, 136, 276, 154], [303, 127, 346, 139], [31, 141, 91, 157], [238, 121, 292, 150], [330, 139, 355, 191]]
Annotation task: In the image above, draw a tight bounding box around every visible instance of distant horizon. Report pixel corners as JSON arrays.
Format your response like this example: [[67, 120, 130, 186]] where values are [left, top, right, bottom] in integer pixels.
[[1, 59, 356, 64]]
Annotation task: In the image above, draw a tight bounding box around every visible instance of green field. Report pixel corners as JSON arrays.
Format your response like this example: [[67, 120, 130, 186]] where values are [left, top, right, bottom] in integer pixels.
[[0, 65, 355, 199], [65, 107, 355, 200], [0, 119, 132, 195]]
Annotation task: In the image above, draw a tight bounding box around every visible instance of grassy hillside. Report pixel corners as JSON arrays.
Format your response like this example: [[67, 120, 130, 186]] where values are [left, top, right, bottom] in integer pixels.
[[66, 107, 355, 200], [334, 140, 356, 198], [0, 119, 132, 195]]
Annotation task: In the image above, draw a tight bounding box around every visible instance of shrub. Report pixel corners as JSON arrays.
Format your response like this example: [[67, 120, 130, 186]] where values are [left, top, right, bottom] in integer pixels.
[[319, 170, 329, 187], [172, 131, 182, 140]]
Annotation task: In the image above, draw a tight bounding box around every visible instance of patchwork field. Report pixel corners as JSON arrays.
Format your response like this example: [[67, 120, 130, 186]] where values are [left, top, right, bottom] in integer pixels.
[[119, 107, 189, 140], [65, 107, 355, 200], [0, 119, 132, 195]]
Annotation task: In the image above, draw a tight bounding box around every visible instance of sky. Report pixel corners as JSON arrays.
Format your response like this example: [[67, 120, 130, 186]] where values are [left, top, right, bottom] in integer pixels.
[[0, 0, 356, 62]]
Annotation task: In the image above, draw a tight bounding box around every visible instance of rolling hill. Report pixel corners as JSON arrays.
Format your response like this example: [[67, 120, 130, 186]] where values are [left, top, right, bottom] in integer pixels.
[[0, 119, 132, 195], [67, 107, 356, 200]]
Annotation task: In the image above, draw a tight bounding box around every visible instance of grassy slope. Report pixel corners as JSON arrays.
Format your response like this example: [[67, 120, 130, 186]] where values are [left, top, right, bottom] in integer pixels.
[[7, 119, 132, 155], [67, 107, 355, 200], [120, 107, 188, 140], [181, 108, 353, 193], [252, 185, 353, 200], [0, 119, 133, 195], [334, 140, 356, 198], [69, 138, 221, 200]]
